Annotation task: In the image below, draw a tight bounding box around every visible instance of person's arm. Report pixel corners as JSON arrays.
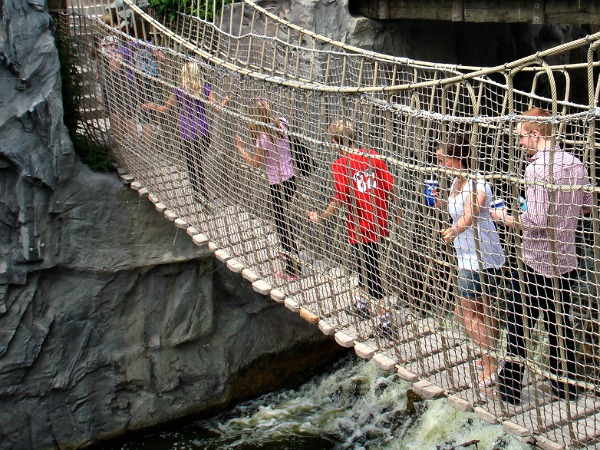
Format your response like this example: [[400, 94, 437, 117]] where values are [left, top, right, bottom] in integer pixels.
[[309, 161, 345, 223], [143, 92, 176, 113], [441, 184, 486, 243], [209, 90, 231, 108], [234, 134, 263, 168], [491, 183, 548, 231], [582, 167, 594, 215], [308, 199, 339, 223], [377, 157, 394, 193]]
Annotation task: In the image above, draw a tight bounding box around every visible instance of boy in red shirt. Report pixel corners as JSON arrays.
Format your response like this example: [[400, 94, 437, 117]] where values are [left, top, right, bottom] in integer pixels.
[[308, 119, 394, 335]]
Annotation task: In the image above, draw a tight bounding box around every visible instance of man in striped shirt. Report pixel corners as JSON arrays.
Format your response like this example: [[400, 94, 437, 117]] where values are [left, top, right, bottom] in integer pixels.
[[489, 107, 593, 405]]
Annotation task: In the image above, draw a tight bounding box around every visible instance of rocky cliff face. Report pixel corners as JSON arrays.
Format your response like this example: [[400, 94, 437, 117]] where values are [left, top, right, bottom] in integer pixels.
[[0, 1, 341, 449]]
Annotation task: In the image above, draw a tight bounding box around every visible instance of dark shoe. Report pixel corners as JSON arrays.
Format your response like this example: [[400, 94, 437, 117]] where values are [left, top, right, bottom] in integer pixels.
[[376, 321, 393, 339], [551, 382, 579, 401], [498, 361, 524, 406], [344, 304, 372, 320]]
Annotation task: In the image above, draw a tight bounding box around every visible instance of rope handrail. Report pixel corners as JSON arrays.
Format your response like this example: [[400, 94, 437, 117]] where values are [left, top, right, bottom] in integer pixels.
[[106, 0, 600, 96], [240, 0, 600, 75]]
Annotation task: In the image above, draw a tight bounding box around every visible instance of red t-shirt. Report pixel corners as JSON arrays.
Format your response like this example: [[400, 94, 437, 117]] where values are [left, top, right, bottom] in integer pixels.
[[332, 149, 394, 244]]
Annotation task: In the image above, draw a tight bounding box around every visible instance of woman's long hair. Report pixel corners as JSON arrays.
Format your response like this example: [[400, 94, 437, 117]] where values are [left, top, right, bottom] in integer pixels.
[[444, 133, 470, 168], [248, 97, 285, 144]]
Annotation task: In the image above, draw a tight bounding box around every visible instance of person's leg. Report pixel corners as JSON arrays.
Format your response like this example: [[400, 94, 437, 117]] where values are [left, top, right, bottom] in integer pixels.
[[184, 139, 199, 193], [269, 182, 295, 277], [353, 243, 365, 295], [363, 241, 389, 329], [281, 177, 300, 276], [363, 241, 383, 299], [345, 244, 369, 316], [477, 269, 500, 381], [196, 134, 210, 199], [537, 270, 579, 398], [498, 268, 536, 405], [455, 270, 496, 382]]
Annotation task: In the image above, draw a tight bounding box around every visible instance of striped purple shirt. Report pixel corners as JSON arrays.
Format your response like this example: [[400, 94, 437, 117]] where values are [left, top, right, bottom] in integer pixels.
[[521, 147, 593, 276]]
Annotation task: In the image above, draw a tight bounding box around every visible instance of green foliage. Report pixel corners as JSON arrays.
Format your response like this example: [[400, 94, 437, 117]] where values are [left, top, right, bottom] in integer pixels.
[[149, 0, 233, 22], [70, 133, 114, 172], [54, 16, 114, 172]]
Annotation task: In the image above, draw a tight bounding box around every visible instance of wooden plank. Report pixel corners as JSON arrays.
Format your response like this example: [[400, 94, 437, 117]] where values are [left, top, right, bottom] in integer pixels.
[[355, 341, 377, 359], [413, 379, 445, 399], [508, 393, 600, 446], [542, 409, 600, 448], [372, 351, 397, 371], [299, 307, 319, 324]]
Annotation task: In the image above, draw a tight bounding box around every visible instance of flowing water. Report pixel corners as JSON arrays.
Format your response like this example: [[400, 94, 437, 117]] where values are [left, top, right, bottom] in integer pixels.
[[105, 355, 533, 449]]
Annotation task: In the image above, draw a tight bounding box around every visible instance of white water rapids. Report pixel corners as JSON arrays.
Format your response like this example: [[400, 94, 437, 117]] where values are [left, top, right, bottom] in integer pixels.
[[109, 355, 533, 449]]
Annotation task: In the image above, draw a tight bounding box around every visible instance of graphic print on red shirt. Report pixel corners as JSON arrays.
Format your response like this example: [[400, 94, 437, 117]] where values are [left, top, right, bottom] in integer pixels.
[[332, 149, 394, 244]]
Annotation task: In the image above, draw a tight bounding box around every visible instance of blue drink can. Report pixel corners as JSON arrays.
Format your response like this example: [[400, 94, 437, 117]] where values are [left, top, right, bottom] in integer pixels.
[[424, 179, 439, 206], [519, 195, 527, 211], [490, 198, 505, 209]]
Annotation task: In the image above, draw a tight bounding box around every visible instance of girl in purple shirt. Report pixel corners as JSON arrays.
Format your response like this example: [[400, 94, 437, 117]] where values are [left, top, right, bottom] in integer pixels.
[[234, 97, 300, 280], [144, 62, 228, 201]]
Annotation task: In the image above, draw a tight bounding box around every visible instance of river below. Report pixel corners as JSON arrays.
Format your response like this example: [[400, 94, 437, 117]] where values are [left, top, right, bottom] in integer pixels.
[[103, 355, 533, 449]]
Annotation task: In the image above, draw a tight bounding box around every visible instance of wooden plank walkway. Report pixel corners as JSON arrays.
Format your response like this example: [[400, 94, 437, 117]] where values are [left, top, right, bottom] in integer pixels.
[[115, 159, 600, 450]]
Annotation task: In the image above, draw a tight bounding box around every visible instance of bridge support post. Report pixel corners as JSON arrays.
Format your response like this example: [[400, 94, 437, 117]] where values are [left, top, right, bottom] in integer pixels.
[[533, 1, 545, 24], [452, 0, 464, 22]]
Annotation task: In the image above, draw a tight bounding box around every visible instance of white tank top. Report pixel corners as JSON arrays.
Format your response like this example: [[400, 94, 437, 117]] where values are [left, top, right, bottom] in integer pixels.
[[447, 177, 506, 271]]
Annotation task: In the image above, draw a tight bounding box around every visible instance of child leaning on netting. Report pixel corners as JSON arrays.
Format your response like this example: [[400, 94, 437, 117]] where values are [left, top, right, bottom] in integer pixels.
[[143, 61, 229, 204], [308, 118, 394, 337], [433, 133, 506, 390], [234, 97, 301, 281], [100, 11, 161, 145]]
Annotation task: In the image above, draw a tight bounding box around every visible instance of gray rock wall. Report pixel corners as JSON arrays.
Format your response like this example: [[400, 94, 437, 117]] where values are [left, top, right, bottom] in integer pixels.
[[0, 1, 341, 449]]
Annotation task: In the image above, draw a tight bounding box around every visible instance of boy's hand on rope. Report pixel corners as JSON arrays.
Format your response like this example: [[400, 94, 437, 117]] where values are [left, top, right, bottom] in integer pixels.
[[307, 211, 320, 223]]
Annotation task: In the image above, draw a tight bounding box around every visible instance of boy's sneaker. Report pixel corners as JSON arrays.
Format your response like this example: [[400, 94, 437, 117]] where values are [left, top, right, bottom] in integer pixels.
[[376, 316, 393, 339], [344, 299, 371, 320]]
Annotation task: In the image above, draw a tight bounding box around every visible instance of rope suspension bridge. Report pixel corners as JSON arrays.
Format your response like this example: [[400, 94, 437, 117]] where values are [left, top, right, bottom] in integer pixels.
[[60, 0, 600, 447]]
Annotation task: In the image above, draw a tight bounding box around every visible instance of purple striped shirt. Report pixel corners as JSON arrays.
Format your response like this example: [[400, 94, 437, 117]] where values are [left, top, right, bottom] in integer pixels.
[[521, 147, 593, 276]]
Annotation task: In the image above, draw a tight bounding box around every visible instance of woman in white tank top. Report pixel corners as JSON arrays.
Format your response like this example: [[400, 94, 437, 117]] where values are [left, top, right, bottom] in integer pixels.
[[434, 134, 505, 390]]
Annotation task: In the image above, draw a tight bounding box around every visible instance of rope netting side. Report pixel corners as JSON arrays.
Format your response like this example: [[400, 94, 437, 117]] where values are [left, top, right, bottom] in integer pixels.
[[63, 1, 600, 447]]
